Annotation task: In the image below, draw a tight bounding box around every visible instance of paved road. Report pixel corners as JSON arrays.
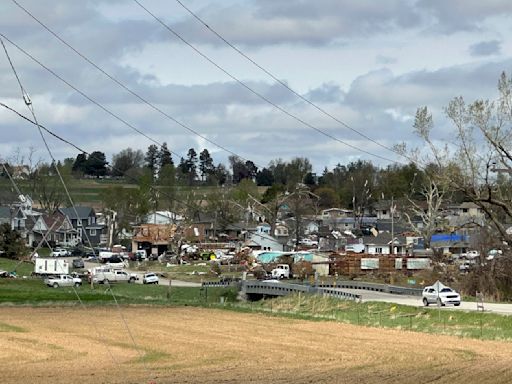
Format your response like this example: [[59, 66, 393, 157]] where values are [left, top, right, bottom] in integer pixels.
[[81, 260, 201, 287], [341, 288, 512, 315]]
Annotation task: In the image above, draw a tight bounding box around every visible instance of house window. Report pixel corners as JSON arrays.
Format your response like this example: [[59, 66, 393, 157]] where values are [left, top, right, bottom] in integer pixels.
[[375, 247, 383, 253], [462, 208, 468, 213], [77, 220, 82, 227], [382, 210, 387, 215], [90, 229, 96, 236]]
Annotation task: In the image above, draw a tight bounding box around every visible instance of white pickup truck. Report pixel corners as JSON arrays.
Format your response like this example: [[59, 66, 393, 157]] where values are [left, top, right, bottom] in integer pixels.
[[91, 268, 138, 284], [45, 274, 82, 288]]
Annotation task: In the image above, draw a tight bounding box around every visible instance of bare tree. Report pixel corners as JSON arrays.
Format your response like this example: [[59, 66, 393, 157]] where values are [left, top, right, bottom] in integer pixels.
[[407, 73, 512, 245], [402, 180, 447, 249]]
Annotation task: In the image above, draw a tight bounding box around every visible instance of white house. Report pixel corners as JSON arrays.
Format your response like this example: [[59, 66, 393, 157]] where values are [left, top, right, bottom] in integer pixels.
[[144, 211, 184, 225]]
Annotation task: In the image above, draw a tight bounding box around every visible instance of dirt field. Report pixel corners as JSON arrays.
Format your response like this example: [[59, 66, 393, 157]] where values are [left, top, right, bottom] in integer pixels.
[[1, 307, 512, 384]]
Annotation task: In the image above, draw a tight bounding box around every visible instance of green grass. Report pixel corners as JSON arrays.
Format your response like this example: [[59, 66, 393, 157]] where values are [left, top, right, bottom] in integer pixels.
[[0, 258, 34, 276], [0, 277, 236, 306], [220, 294, 512, 341], [2, 263, 512, 342]]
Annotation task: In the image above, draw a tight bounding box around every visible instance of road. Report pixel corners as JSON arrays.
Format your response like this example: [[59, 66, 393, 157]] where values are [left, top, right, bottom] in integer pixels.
[[341, 288, 512, 315], [81, 259, 202, 287]]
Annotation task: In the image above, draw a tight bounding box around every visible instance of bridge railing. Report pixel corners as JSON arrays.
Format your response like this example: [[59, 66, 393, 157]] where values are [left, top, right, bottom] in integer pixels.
[[317, 281, 423, 296], [241, 281, 361, 301]]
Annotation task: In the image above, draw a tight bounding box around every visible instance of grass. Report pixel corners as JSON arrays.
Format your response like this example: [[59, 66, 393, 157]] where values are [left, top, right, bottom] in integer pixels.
[[2, 255, 512, 342], [131, 261, 243, 282], [0, 276, 237, 306], [219, 294, 512, 341], [0, 258, 34, 276]]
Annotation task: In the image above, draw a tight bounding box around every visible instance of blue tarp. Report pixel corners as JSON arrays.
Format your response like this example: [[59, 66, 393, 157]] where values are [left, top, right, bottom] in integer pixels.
[[256, 251, 313, 263], [431, 234, 468, 242]]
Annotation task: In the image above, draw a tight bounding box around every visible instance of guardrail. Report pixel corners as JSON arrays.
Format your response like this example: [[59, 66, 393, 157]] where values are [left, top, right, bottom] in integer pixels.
[[241, 281, 361, 301], [203, 279, 421, 299], [202, 281, 231, 288], [317, 281, 423, 296]]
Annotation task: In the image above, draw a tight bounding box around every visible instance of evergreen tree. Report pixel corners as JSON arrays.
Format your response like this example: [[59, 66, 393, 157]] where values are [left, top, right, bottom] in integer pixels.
[[144, 144, 159, 178], [256, 167, 274, 186], [159, 142, 174, 168], [199, 149, 214, 182], [84, 151, 108, 177], [186, 148, 198, 185], [72, 153, 87, 175]]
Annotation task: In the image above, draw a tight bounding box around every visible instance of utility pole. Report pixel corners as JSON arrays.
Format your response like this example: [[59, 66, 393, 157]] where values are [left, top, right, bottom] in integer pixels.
[[391, 196, 395, 255]]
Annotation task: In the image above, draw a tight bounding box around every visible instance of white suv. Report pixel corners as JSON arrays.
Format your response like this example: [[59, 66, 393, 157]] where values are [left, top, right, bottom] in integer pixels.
[[51, 248, 70, 257], [422, 285, 461, 306], [143, 273, 159, 284]]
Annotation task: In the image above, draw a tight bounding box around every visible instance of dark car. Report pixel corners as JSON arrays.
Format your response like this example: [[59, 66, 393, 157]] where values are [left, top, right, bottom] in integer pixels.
[[72, 258, 85, 269], [70, 247, 85, 257]]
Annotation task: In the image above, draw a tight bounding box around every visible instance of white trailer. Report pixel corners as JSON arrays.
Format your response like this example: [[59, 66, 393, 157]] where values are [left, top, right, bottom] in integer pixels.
[[34, 258, 70, 275]]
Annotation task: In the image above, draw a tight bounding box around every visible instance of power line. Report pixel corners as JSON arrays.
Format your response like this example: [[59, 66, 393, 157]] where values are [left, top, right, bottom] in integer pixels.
[[8, 0, 263, 169], [133, 0, 402, 164], [0, 101, 210, 218], [0, 32, 185, 161], [174, 0, 411, 162], [1, 38, 122, 369], [2, 36, 158, 381]]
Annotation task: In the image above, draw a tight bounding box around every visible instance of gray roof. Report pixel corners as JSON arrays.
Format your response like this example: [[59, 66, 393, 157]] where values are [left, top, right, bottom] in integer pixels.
[[59, 206, 94, 219], [362, 233, 406, 245], [0, 206, 11, 219]]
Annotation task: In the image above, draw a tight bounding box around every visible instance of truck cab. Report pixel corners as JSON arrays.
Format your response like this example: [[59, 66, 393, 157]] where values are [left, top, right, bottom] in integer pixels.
[[271, 264, 291, 279]]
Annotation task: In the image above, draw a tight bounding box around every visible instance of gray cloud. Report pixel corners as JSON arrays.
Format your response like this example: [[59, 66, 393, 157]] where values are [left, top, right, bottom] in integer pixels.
[[2, 0, 512, 172], [169, 0, 422, 47], [469, 40, 501, 57], [417, 0, 512, 33]]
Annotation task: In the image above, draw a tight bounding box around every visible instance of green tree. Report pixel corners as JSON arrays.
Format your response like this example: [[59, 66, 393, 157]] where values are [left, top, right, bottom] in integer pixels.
[[159, 143, 174, 168], [186, 148, 198, 186], [72, 153, 87, 175], [255, 167, 274, 186], [0, 223, 27, 260], [111, 148, 144, 177], [199, 149, 215, 182], [285, 157, 312, 188], [84, 151, 108, 177], [145, 144, 159, 179]]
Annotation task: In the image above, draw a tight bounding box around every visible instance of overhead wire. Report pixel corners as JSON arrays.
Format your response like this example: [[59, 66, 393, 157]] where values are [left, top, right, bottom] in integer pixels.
[[133, 0, 403, 164], [0, 101, 211, 225], [174, 0, 412, 162], [8, 0, 263, 168], [1, 37, 150, 377]]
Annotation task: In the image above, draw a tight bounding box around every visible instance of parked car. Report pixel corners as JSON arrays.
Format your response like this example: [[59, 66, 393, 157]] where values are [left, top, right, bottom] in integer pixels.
[[72, 258, 85, 269], [51, 248, 70, 257], [69, 247, 85, 257], [142, 273, 159, 284], [44, 274, 82, 288], [422, 285, 461, 306]]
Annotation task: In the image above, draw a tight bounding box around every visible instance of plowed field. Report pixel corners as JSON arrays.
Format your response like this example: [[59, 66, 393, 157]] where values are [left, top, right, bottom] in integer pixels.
[[1, 307, 511, 383]]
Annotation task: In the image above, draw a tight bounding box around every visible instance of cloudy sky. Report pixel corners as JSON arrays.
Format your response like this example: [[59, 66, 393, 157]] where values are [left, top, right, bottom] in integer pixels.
[[1, 0, 512, 173]]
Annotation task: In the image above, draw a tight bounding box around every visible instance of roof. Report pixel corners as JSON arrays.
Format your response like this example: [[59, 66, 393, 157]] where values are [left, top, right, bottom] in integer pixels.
[[132, 223, 177, 244], [362, 233, 406, 245], [449, 202, 480, 209], [43, 212, 76, 233], [0, 206, 11, 219], [59, 206, 94, 219]]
